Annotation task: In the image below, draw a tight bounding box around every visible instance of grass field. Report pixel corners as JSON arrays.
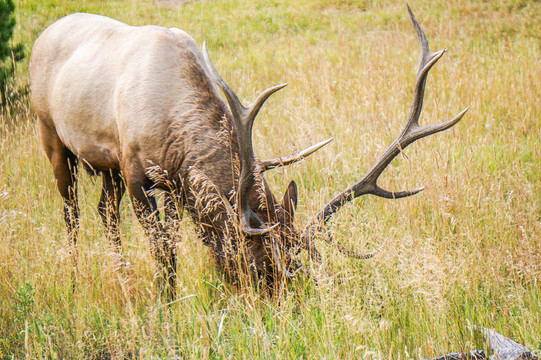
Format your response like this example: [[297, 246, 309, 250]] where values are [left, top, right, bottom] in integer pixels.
[[1, 0, 540, 358]]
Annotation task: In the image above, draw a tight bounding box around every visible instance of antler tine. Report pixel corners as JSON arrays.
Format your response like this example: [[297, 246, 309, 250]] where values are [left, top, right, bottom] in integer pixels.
[[259, 137, 334, 172], [407, 4, 431, 71], [248, 83, 288, 124], [325, 232, 376, 259], [202, 42, 246, 120], [203, 42, 286, 236], [301, 5, 468, 250]]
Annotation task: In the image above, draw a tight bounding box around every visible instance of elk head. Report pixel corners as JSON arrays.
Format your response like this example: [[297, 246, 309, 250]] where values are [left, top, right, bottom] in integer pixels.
[[202, 5, 468, 289]]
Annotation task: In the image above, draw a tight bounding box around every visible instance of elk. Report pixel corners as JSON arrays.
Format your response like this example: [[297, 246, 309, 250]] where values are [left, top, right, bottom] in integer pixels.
[[30, 6, 467, 298]]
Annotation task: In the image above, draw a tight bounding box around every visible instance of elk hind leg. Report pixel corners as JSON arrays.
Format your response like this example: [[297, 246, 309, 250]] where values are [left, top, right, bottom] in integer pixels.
[[97, 169, 126, 265], [41, 127, 80, 284]]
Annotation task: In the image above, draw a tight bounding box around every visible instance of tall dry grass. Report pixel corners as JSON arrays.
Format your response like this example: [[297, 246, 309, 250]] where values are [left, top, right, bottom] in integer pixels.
[[1, 0, 539, 358]]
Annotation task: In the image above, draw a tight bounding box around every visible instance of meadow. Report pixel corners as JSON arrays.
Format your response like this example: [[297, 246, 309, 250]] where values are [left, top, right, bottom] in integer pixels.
[[0, 0, 540, 358]]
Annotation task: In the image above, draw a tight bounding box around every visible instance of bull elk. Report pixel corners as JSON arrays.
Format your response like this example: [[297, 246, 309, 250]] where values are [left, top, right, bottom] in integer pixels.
[[30, 5, 467, 298]]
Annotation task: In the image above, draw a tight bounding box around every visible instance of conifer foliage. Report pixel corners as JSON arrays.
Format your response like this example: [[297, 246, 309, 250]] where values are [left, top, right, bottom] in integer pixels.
[[0, 0, 24, 108]]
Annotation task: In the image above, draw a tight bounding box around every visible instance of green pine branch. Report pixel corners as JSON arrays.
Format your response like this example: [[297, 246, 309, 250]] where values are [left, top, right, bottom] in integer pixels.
[[0, 0, 25, 108]]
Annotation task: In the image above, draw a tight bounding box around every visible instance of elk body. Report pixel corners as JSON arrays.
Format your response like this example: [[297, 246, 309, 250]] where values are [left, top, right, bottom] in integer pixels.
[[30, 7, 467, 297]]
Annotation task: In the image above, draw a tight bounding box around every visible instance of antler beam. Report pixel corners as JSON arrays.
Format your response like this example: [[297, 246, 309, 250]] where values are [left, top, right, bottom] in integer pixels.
[[203, 42, 286, 235], [301, 5, 468, 257]]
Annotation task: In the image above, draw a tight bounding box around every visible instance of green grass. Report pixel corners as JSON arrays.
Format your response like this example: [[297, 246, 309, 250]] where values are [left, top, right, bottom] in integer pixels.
[[1, 0, 540, 358]]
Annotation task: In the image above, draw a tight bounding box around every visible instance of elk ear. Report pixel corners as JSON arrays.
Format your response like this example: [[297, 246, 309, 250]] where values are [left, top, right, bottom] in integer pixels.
[[281, 180, 298, 222]]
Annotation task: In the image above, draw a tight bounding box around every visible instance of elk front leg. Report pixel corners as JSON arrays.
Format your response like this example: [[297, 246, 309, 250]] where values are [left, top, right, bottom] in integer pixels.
[[164, 191, 183, 239], [97, 169, 126, 264], [125, 173, 177, 300]]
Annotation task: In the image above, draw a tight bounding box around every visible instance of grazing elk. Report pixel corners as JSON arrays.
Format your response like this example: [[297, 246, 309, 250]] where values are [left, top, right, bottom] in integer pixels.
[[30, 5, 467, 298]]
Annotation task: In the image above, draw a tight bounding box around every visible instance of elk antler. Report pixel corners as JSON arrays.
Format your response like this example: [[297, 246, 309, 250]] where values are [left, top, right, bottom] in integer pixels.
[[301, 5, 468, 258], [203, 42, 288, 235], [259, 137, 334, 172]]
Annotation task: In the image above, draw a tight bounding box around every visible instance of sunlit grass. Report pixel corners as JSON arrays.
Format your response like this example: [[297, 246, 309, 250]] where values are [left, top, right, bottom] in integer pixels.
[[1, 0, 540, 358]]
